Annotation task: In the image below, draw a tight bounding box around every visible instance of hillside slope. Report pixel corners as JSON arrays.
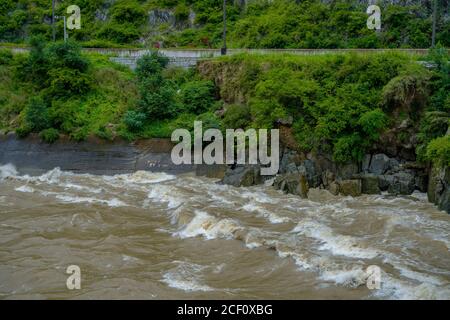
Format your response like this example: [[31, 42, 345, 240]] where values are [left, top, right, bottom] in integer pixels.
[[1, 0, 449, 48]]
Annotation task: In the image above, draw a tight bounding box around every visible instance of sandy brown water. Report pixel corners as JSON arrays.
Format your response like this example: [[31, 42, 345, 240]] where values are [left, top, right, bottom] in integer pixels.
[[0, 164, 449, 299]]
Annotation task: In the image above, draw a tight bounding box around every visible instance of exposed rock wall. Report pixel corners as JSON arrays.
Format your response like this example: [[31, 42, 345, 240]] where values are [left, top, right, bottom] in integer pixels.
[[0, 133, 194, 176]]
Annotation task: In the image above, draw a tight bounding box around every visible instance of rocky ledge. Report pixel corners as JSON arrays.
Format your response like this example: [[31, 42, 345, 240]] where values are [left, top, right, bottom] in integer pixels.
[[198, 148, 449, 214]]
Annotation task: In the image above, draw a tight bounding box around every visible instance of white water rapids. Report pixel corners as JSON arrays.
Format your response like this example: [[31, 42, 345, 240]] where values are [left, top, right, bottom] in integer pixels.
[[0, 164, 449, 299]]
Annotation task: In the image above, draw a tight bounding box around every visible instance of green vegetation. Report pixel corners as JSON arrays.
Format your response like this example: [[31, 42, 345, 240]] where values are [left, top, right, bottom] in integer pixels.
[[426, 135, 450, 166], [416, 46, 450, 166], [1, 0, 448, 49], [39, 128, 60, 143], [0, 39, 447, 165], [202, 51, 437, 163], [122, 51, 220, 139], [0, 40, 138, 142]]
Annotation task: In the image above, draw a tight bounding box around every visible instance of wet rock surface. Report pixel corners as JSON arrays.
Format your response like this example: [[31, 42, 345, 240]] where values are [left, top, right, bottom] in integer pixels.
[[220, 165, 262, 187], [217, 146, 445, 211], [428, 165, 450, 213], [0, 133, 194, 175]]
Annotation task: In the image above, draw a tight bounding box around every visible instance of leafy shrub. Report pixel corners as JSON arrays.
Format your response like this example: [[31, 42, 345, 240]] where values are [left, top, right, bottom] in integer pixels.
[[46, 41, 89, 72], [95, 126, 114, 140], [139, 84, 180, 119], [333, 134, 367, 163], [16, 36, 48, 85], [136, 52, 169, 81], [123, 110, 146, 132], [39, 128, 59, 143], [426, 135, 450, 166], [213, 52, 422, 163], [174, 3, 190, 21], [110, 0, 146, 26], [382, 66, 430, 112], [196, 111, 222, 131], [0, 49, 13, 65], [47, 68, 92, 98], [416, 111, 449, 162], [357, 109, 388, 141], [222, 104, 252, 129], [24, 96, 50, 132], [97, 23, 141, 44], [180, 80, 215, 114], [15, 125, 32, 138]]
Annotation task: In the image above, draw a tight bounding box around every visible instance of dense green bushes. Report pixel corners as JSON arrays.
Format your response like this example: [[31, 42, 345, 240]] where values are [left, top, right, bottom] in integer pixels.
[[426, 135, 450, 166], [416, 46, 450, 165], [1, 0, 448, 49], [0, 39, 137, 142], [1, 37, 447, 167], [39, 128, 60, 143], [204, 51, 433, 163], [122, 51, 220, 139]]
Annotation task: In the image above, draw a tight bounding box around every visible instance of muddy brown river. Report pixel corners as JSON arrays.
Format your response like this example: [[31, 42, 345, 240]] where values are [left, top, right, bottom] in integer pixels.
[[0, 164, 449, 299]]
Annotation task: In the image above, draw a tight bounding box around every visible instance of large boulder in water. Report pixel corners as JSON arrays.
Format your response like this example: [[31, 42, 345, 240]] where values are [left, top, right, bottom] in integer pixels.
[[369, 153, 399, 175], [339, 179, 362, 197], [274, 173, 309, 198], [428, 165, 450, 213], [387, 172, 416, 195], [221, 165, 262, 187], [196, 164, 227, 179], [361, 174, 380, 194]]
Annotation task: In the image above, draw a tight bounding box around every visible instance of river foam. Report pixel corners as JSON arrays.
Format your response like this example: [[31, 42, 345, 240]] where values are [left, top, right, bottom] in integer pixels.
[[1, 163, 449, 299]]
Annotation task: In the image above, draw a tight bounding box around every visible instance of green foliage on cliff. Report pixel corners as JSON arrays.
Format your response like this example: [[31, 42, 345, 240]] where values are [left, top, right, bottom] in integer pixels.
[[0, 40, 138, 142], [204, 51, 431, 163], [0, 0, 448, 49], [426, 135, 450, 166], [416, 46, 450, 165]]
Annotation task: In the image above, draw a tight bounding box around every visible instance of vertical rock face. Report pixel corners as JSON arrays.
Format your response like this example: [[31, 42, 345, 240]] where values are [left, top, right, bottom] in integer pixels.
[[428, 164, 450, 214]]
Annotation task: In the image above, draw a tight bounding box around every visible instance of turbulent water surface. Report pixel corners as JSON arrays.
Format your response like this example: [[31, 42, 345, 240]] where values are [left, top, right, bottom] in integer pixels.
[[0, 164, 449, 299]]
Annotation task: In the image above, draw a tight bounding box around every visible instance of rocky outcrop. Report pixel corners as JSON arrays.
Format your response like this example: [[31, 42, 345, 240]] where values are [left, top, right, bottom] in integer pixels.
[[274, 172, 309, 198], [220, 165, 262, 187], [361, 174, 380, 194], [428, 164, 450, 213], [0, 133, 194, 175], [339, 180, 362, 197], [196, 164, 227, 179]]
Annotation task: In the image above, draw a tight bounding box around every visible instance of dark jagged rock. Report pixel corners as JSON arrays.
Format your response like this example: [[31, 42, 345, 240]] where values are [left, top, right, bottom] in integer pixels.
[[428, 165, 450, 213], [195, 164, 227, 179], [339, 179, 362, 197], [274, 173, 309, 198], [387, 172, 416, 195], [369, 153, 399, 175], [361, 174, 380, 194], [336, 162, 359, 180], [221, 165, 262, 187]]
